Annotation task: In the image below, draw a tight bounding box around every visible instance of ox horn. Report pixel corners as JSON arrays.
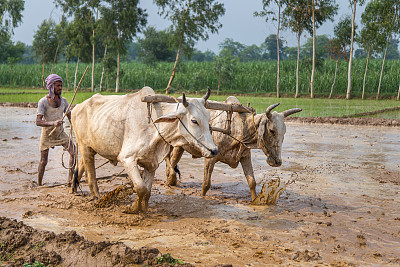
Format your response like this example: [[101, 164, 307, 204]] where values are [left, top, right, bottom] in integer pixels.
[[265, 103, 280, 120], [203, 87, 211, 101], [182, 93, 189, 107], [282, 108, 302, 118]]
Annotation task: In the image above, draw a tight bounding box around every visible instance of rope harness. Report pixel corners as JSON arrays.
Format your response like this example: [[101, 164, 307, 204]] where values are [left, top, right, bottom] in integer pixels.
[[147, 101, 216, 155], [209, 105, 260, 151], [61, 124, 77, 170]]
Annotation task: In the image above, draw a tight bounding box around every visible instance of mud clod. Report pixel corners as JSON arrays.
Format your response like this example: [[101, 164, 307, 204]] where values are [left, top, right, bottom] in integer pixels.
[[292, 249, 322, 262]]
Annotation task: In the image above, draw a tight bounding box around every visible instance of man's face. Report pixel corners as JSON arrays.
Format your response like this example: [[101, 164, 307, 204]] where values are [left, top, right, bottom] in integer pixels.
[[54, 81, 63, 95]]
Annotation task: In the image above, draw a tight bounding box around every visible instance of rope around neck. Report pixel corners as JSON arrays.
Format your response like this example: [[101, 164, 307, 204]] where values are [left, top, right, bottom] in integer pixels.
[[149, 102, 215, 154]]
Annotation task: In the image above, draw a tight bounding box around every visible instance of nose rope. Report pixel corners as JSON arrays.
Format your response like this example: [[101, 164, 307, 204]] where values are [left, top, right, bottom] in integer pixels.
[[177, 117, 215, 154]]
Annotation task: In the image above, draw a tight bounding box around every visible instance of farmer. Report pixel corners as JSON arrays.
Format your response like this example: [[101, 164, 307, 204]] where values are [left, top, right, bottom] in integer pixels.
[[36, 74, 75, 186]]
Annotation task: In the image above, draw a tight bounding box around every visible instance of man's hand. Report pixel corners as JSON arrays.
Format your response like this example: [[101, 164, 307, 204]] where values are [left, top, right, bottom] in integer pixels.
[[53, 120, 64, 127]]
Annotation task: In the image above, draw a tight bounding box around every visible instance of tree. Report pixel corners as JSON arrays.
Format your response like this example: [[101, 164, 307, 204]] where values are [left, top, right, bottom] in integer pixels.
[[346, 0, 366, 99], [0, 0, 24, 36], [2, 38, 24, 88], [32, 19, 58, 88], [255, 0, 285, 98], [154, 0, 225, 93], [100, 0, 147, 92], [386, 38, 400, 59], [52, 15, 69, 74], [327, 16, 353, 98], [126, 42, 140, 61], [218, 38, 246, 58], [362, 0, 400, 99], [56, 0, 102, 91], [282, 0, 313, 98], [302, 35, 330, 58], [191, 49, 215, 62], [308, 0, 338, 98], [358, 17, 384, 99], [137, 26, 175, 64], [65, 8, 92, 89], [0, 33, 24, 63], [239, 44, 263, 61], [263, 34, 286, 60]]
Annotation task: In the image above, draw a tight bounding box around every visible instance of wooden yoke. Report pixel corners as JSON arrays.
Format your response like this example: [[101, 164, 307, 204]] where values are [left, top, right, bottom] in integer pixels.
[[142, 94, 255, 135], [141, 95, 255, 113]]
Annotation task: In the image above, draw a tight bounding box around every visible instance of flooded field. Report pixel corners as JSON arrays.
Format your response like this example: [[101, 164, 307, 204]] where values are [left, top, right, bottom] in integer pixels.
[[0, 106, 399, 266]]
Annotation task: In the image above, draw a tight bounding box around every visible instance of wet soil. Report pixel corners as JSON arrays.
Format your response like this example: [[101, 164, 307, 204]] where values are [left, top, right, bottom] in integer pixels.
[[0, 106, 400, 266]]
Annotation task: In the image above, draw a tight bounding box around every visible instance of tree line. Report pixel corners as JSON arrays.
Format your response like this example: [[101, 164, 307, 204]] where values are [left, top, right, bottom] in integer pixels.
[[1, 0, 400, 99]]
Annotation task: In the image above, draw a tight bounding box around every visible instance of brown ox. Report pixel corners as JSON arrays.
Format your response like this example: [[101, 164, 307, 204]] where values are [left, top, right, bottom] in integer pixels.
[[165, 96, 301, 200], [71, 87, 218, 212]]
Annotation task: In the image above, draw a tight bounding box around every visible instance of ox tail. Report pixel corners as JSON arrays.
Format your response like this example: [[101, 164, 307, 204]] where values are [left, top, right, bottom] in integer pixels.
[[72, 168, 79, 188], [174, 165, 181, 181]]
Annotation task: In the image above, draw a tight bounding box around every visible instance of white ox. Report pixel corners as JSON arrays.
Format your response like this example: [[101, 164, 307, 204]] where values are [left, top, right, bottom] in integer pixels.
[[71, 87, 218, 212], [165, 96, 301, 200]]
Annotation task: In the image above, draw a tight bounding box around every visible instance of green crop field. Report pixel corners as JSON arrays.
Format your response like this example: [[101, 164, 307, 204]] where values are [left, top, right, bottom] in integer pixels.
[[1, 59, 400, 98], [1, 87, 399, 119]]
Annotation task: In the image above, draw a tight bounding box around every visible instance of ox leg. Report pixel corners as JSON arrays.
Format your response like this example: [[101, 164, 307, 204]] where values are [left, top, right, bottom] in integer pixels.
[[142, 168, 155, 212], [81, 147, 100, 198], [240, 153, 257, 201], [202, 157, 217, 197], [123, 159, 147, 213], [165, 147, 184, 186], [71, 157, 85, 194]]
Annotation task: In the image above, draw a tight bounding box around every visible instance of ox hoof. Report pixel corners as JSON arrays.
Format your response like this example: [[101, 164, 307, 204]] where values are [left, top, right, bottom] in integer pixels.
[[123, 206, 140, 214], [166, 175, 177, 186]]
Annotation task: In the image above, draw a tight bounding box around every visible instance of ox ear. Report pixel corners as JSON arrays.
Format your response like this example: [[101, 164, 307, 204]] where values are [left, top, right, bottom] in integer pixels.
[[154, 112, 179, 123]]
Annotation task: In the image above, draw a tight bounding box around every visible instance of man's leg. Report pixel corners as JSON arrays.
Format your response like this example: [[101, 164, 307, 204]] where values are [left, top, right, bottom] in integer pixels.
[[38, 149, 49, 186]]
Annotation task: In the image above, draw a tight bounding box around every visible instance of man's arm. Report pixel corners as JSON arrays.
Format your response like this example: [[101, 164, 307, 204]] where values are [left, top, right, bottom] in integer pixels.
[[36, 115, 63, 127]]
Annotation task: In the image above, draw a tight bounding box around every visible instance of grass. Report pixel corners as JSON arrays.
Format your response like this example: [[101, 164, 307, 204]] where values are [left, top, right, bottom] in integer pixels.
[[1, 87, 399, 118]]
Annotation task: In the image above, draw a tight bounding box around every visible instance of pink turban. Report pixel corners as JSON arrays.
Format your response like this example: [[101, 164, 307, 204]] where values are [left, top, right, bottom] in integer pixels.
[[45, 74, 63, 99]]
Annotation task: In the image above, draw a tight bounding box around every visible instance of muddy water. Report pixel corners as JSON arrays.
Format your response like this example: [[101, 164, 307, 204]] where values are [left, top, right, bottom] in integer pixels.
[[0, 106, 399, 266]]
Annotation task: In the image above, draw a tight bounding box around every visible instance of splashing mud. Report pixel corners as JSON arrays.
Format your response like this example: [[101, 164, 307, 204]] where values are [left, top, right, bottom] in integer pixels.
[[251, 177, 285, 205]]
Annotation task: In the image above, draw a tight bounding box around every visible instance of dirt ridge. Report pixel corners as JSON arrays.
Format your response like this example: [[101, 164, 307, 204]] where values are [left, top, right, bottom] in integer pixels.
[[0, 217, 193, 267]]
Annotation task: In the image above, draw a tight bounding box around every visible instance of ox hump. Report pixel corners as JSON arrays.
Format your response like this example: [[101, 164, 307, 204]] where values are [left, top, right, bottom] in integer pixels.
[[140, 86, 155, 95], [225, 96, 240, 104]]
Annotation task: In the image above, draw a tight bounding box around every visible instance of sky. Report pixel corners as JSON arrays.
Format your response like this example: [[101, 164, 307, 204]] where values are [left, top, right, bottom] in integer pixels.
[[12, 0, 365, 53]]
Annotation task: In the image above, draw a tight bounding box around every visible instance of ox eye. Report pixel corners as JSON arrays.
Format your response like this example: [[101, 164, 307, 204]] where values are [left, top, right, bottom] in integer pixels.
[[191, 119, 199, 125], [269, 129, 275, 135]]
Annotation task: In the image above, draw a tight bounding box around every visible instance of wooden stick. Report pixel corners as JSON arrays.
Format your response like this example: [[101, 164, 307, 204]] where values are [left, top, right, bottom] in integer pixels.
[[141, 95, 255, 113], [49, 65, 89, 136]]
